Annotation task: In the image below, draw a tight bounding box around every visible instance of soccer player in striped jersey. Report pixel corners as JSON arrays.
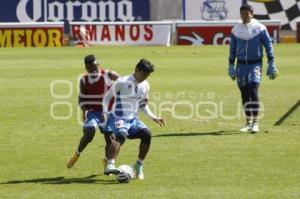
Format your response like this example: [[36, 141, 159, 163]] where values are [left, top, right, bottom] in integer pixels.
[[67, 55, 119, 169]]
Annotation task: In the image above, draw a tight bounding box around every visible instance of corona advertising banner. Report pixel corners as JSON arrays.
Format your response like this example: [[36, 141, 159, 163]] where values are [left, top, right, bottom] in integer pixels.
[[0, 0, 150, 33]]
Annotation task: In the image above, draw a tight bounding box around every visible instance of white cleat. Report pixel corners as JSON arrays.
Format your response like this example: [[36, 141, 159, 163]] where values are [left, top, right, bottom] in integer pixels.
[[134, 163, 144, 180], [104, 163, 120, 175], [240, 122, 253, 132], [251, 122, 259, 133]]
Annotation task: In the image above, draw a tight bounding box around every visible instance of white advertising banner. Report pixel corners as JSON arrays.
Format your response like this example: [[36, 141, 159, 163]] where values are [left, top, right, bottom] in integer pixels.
[[184, 0, 243, 21], [70, 22, 172, 46]]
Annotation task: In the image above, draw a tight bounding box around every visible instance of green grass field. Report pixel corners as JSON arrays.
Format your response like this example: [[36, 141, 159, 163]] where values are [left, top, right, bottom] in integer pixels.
[[0, 44, 299, 199]]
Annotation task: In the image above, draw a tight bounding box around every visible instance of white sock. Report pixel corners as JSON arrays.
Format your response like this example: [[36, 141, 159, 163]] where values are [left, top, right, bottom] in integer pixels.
[[76, 150, 80, 156], [107, 159, 115, 164]]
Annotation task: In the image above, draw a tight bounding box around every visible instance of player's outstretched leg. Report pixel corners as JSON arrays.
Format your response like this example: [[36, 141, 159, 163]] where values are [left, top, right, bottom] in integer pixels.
[[67, 127, 95, 168]]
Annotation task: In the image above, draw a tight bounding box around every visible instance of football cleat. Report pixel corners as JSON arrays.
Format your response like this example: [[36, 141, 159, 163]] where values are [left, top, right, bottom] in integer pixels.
[[251, 122, 259, 133], [66, 153, 80, 169], [104, 163, 120, 175], [102, 158, 113, 176], [134, 163, 144, 180], [240, 122, 253, 132]]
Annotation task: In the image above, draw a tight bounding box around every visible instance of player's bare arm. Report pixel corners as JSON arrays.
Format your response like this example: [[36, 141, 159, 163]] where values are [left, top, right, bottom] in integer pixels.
[[140, 101, 166, 127], [101, 83, 116, 122], [108, 70, 120, 81], [78, 78, 88, 121]]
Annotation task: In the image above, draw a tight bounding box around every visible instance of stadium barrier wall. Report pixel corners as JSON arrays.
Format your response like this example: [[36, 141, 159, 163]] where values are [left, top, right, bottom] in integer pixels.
[[175, 20, 280, 45], [0, 22, 64, 47], [69, 21, 173, 46], [68, 20, 280, 46], [297, 20, 300, 43], [0, 20, 283, 47]]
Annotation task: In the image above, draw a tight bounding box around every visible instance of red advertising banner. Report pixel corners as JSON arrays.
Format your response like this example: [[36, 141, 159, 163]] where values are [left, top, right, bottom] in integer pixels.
[[297, 20, 300, 43], [176, 21, 280, 45], [0, 22, 64, 47], [70, 22, 172, 46]]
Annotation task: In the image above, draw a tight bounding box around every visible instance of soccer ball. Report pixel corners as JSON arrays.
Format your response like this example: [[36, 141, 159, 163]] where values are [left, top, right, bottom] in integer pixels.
[[115, 164, 135, 183]]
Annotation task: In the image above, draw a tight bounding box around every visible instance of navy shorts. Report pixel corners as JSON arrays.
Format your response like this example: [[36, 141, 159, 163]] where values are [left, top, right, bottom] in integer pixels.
[[236, 63, 262, 87]]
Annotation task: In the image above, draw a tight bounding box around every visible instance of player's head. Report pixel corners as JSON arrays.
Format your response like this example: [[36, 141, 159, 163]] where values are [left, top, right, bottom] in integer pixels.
[[240, 4, 254, 24], [84, 54, 99, 73], [134, 59, 154, 83]]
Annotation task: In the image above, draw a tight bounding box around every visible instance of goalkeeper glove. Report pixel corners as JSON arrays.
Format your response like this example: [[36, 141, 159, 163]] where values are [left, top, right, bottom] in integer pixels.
[[266, 64, 278, 80], [228, 64, 236, 80]]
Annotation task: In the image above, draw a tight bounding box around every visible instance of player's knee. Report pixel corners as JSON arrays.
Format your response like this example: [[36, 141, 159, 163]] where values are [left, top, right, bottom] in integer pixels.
[[104, 133, 114, 145], [140, 128, 152, 145], [115, 132, 127, 145], [83, 127, 96, 143]]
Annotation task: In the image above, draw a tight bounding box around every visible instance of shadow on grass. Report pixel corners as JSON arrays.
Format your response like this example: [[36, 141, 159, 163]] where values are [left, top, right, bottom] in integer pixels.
[[153, 130, 244, 138], [0, 174, 119, 185]]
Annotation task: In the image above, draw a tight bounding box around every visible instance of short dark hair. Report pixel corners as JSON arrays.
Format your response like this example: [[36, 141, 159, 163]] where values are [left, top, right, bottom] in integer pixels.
[[84, 54, 98, 65], [240, 4, 254, 13], [136, 59, 154, 73]]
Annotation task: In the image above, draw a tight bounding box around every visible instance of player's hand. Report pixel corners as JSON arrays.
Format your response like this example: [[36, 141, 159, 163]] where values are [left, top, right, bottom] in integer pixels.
[[266, 64, 278, 80], [228, 64, 236, 80], [82, 110, 88, 122], [153, 118, 166, 127], [101, 112, 108, 124]]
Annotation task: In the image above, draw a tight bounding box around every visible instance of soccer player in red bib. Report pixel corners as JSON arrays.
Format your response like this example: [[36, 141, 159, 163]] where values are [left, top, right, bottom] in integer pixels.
[[67, 55, 119, 169]]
